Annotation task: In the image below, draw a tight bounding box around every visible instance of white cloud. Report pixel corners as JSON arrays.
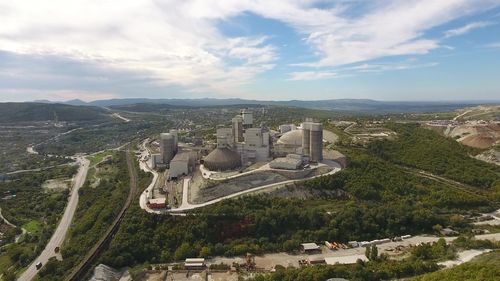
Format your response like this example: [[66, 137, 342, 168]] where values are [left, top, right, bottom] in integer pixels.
[[293, 0, 500, 67], [0, 0, 277, 95], [0, 0, 499, 97], [444, 21, 493, 38], [288, 71, 337, 80], [350, 61, 438, 73]]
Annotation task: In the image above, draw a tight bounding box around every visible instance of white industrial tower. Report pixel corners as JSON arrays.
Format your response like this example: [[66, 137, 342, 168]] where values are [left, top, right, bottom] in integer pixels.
[[301, 121, 323, 162]]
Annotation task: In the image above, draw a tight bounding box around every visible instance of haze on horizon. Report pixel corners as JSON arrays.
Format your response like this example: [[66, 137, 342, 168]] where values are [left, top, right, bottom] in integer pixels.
[[1, 0, 500, 102]]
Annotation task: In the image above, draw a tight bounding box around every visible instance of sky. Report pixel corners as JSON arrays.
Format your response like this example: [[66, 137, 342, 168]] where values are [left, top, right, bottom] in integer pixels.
[[1, 0, 500, 102]]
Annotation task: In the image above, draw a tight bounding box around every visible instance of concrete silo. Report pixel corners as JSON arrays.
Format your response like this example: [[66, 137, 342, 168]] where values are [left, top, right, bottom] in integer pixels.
[[160, 133, 175, 164], [309, 122, 323, 162], [301, 123, 311, 156], [232, 115, 244, 143], [169, 129, 179, 153]]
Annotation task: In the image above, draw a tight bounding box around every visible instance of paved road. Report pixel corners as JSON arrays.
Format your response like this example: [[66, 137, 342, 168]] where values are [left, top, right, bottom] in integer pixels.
[[138, 139, 163, 214], [111, 112, 131, 123], [453, 109, 472, 121], [179, 178, 191, 209], [18, 156, 90, 281], [6, 163, 72, 175]]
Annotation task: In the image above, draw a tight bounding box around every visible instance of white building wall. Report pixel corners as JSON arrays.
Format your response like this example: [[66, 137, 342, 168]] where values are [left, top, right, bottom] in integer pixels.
[[241, 128, 270, 163], [216, 127, 234, 148]]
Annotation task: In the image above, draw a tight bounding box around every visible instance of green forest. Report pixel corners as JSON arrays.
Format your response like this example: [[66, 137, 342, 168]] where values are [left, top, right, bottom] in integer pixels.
[[93, 124, 500, 272], [368, 123, 500, 191], [36, 151, 131, 280], [3, 117, 498, 280], [0, 165, 77, 277]]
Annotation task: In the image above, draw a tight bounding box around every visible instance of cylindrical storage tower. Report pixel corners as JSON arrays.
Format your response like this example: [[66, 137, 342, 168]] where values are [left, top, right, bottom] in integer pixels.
[[232, 116, 244, 142], [302, 124, 311, 156], [169, 129, 178, 152], [309, 123, 323, 162], [160, 133, 175, 164]]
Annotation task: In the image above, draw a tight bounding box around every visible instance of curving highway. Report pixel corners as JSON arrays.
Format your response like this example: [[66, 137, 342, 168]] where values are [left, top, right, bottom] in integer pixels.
[[18, 156, 89, 281]]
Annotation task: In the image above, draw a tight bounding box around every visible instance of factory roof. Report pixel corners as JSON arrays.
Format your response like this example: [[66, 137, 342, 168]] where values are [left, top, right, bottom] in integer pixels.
[[160, 133, 174, 139], [277, 129, 302, 146], [148, 198, 166, 204], [171, 151, 195, 163], [301, 243, 320, 251], [203, 147, 241, 171]]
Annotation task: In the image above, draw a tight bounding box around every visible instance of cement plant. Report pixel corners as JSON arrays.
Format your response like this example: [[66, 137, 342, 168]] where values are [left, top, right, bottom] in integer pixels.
[[139, 109, 345, 213]]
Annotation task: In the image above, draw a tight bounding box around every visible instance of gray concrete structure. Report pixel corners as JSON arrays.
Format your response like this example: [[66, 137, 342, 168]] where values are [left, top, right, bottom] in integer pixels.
[[169, 151, 196, 179], [309, 122, 323, 162], [232, 115, 244, 143], [169, 129, 179, 153], [301, 121, 323, 162], [160, 133, 175, 164], [241, 109, 253, 129], [302, 126, 311, 156]]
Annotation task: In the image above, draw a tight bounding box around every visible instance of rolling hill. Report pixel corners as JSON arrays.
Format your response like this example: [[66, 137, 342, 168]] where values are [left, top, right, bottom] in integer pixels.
[[0, 102, 110, 122]]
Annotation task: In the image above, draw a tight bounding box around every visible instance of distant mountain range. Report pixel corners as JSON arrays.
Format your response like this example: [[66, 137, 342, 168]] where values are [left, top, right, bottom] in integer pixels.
[[0, 102, 110, 122], [30, 98, 500, 113]]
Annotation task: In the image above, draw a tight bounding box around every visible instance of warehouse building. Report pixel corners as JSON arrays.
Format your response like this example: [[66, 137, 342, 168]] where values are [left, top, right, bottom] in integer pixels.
[[300, 243, 321, 253], [149, 153, 164, 169], [185, 258, 205, 269], [147, 198, 167, 209], [168, 151, 197, 179]]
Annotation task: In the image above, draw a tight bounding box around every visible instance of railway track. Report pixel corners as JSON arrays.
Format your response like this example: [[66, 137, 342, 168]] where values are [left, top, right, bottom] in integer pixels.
[[65, 148, 138, 281]]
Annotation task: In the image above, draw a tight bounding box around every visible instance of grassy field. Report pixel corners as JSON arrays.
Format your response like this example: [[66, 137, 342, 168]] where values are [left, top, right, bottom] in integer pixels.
[[22, 220, 41, 234]]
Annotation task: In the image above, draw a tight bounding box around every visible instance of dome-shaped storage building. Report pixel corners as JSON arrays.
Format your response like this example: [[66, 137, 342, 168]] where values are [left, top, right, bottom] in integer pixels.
[[275, 130, 303, 156], [203, 148, 241, 171], [277, 129, 302, 146]]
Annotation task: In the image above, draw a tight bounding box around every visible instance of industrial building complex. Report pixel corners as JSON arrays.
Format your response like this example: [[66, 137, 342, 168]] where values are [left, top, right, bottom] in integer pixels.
[[142, 108, 343, 211]]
